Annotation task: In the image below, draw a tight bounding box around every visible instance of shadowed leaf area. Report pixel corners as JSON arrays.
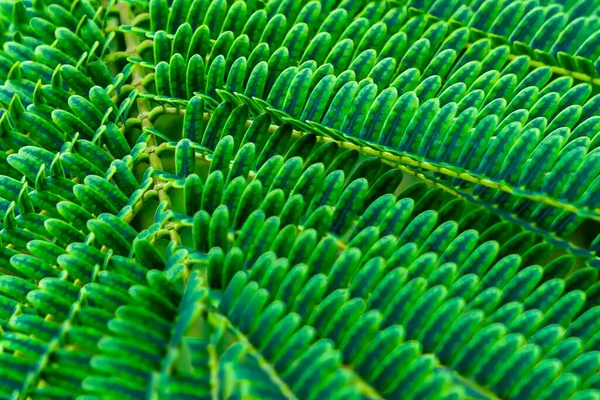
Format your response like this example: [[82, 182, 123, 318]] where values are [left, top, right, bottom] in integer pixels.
[[1, 0, 600, 399]]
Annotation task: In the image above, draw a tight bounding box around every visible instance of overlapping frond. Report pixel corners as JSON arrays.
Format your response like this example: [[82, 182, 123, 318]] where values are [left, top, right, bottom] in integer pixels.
[[0, 0, 599, 399], [118, 0, 600, 259]]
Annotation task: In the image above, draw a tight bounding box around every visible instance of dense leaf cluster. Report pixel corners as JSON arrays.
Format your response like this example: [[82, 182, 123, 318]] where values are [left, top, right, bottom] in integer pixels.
[[1, 0, 600, 399]]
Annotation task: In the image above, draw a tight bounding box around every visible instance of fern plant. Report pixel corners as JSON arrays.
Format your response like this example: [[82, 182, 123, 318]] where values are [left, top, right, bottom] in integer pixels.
[[2, 0, 600, 398]]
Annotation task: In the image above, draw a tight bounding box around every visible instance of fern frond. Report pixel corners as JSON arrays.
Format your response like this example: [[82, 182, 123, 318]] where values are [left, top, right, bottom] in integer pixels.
[[129, 2, 600, 261]]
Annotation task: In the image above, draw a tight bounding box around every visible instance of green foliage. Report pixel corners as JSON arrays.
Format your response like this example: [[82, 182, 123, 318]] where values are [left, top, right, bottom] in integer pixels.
[[1, 0, 600, 399]]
